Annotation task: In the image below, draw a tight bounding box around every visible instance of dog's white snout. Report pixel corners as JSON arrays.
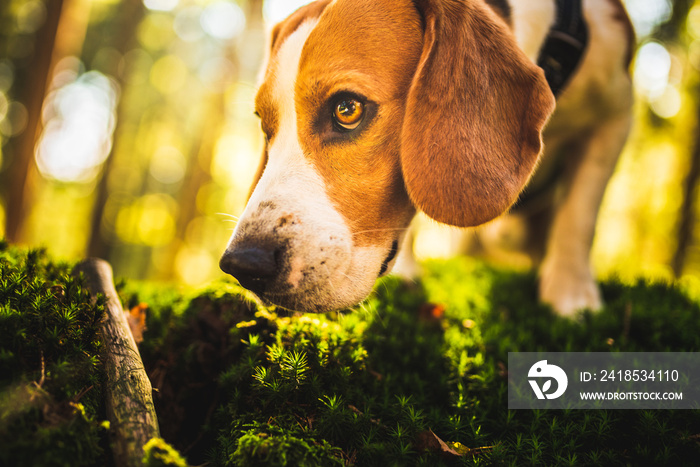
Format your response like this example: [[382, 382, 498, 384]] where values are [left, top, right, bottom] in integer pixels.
[[221, 199, 355, 311]]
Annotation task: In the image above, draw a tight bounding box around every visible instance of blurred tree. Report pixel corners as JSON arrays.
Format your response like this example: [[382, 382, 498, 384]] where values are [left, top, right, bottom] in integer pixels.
[[174, 95, 224, 257], [651, 0, 700, 276], [1, 0, 64, 243], [1, 0, 91, 243], [87, 0, 145, 260], [167, 0, 264, 284], [174, 0, 264, 247], [672, 76, 700, 276], [655, 0, 694, 42]]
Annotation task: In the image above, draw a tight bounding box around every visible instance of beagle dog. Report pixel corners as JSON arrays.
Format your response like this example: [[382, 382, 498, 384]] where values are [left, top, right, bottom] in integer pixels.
[[219, 0, 634, 316]]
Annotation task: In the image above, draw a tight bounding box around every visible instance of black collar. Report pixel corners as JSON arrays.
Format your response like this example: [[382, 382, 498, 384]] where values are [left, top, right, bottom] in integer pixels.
[[536, 0, 588, 97]]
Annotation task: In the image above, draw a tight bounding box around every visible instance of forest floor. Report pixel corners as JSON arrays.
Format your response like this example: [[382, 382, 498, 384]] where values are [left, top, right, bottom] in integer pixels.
[[2, 241, 700, 466]]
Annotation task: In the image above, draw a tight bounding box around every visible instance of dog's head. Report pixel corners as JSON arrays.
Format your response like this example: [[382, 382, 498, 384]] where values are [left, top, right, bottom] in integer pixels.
[[220, 0, 554, 312]]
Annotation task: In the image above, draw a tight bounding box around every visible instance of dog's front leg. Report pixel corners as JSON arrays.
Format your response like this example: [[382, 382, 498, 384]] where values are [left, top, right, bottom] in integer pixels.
[[539, 110, 632, 316]]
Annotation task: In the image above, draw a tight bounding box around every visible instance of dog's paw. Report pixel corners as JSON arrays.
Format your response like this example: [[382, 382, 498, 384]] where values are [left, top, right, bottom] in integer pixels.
[[539, 257, 602, 317]]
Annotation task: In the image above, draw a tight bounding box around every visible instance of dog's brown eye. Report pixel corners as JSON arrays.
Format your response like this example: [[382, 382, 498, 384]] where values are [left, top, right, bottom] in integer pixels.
[[333, 98, 364, 130]]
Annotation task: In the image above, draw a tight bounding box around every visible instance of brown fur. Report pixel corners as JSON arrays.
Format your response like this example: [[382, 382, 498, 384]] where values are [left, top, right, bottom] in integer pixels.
[[401, 0, 555, 227], [268, 0, 332, 55], [247, 1, 333, 200], [227, 0, 634, 315], [296, 0, 423, 247], [254, 0, 554, 246]]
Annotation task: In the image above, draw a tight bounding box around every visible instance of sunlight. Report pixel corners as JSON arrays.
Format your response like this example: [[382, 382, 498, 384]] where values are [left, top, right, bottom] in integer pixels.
[[263, 0, 314, 25], [0, 100, 27, 137], [199, 56, 236, 91], [414, 222, 458, 260], [201, 1, 245, 40], [634, 41, 671, 99], [211, 132, 259, 189], [149, 145, 186, 184], [137, 14, 175, 51], [688, 5, 700, 39], [36, 70, 118, 183], [150, 54, 187, 94], [173, 6, 204, 42], [115, 193, 177, 246], [623, 0, 671, 37], [0, 91, 8, 122], [175, 245, 216, 285], [143, 0, 179, 12], [650, 85, 682, 119]]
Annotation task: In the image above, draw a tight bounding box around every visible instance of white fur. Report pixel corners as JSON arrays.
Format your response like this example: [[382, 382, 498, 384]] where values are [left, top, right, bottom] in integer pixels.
[[509, 0, 556, 62], [247, 21, 328, 220]]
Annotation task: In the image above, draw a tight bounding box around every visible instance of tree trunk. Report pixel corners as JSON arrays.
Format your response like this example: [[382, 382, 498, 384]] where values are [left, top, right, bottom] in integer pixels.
[[87, 0, 145, 259], [74, 258, 160, 467], [2, 0, 65, 242], [672, 78, 700, 277]]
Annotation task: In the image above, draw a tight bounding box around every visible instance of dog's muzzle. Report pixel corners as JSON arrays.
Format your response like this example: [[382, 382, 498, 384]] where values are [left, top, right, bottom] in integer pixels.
[[219, 244, 280, 296]]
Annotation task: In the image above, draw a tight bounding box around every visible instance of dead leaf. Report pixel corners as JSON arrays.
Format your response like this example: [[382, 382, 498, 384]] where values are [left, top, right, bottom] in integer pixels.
[[50, 285, 65, 302], [126, 303, 148, 344], [497, 361, 508, 379], [450, 442, 494, 457], [414, 429, 460, 458], [418, 303, 446, 323], [414, 430, 494, 459]]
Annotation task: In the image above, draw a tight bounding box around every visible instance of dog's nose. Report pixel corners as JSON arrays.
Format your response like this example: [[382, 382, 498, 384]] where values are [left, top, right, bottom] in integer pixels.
[[219, 246, 278, 294]]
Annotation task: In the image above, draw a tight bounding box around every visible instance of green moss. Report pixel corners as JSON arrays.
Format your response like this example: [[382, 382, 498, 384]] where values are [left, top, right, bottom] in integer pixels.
[[4, 241, 700, 466], [140, 257, 700, 466], [142, 437, 188, 467], [0, 243, 106, 466], [229, 424, 343, 467]]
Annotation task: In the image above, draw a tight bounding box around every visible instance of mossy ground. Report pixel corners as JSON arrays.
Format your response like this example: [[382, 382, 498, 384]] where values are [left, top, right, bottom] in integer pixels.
[[129, 259, 700, 466], [2, 241, 700, 465], [0, 241, 106, 467]]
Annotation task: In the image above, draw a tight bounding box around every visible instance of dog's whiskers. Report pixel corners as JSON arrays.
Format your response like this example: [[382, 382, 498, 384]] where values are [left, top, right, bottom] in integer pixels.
[[216, 212, 240, 220], [216, 212, 240, 227], [323, 264, 338, 295]]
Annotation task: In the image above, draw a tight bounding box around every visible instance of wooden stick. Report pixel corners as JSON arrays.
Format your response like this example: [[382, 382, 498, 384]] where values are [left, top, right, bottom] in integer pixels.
[[74, 258, 160, 467]]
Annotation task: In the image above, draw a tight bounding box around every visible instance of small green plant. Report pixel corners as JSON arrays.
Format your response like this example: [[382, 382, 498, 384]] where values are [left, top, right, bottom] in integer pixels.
[[142, 437, 188, 467], [0, 243, 106, 466], [230, 424, 343, 467]]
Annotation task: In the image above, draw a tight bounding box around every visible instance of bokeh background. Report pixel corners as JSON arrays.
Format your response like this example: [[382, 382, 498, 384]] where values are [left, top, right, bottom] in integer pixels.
[[0, 0, 699, 287]]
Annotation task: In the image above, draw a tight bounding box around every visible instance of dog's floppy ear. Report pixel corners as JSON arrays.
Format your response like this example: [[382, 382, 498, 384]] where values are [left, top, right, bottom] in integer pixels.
[[401, 0, 555, 227]]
